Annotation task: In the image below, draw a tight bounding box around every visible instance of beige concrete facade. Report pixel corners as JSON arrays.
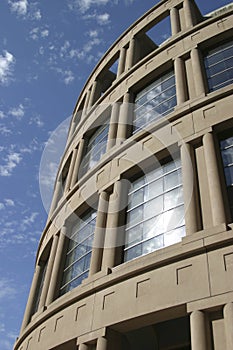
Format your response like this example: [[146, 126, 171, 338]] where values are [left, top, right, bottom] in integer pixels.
[[15, 1, 233, 349]]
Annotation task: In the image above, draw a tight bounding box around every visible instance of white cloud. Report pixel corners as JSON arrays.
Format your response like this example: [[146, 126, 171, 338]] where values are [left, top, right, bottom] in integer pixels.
[[69, 0, 110, 13], [29, 27, 39, 40], [0, 125, 12, 135], [0, 111, 5, 119], [8, 104, 25, 119], [8, 0, 28, 16], [0, 278, 16, 300], [30, 27, 49, 40], [97, 12, 110, 25], [0, 152, 22, 177], [0, 203, 5, 210], [55, 68, 75, 85], [29, 116, 44, 127], [4, 199, 15, 207], [88, 29, 98, 38], [41, 29, 49, 38], [0, 51, 15, 85], [21, 212, 39, 229]]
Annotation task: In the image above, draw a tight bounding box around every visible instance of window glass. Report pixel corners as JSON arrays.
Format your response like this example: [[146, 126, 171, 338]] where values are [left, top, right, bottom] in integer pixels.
[[81, 122, 109, 175], [60, 209, 97, 295], [220, 134, 233, 218], [124, 157, 185, 262], [204, 40, 233, 92], [134, 70, 176, 132]]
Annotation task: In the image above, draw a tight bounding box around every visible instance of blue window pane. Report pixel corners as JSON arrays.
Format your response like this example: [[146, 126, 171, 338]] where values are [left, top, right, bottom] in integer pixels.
[[205, 40, 233, 92], [124, 158, 185, 262], [134, 70, 176, 132], [60, 209, 96, 295]]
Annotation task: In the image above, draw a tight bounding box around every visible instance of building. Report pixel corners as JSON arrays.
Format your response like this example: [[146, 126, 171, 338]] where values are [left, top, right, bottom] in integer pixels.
[[14, 0, 233, 349]]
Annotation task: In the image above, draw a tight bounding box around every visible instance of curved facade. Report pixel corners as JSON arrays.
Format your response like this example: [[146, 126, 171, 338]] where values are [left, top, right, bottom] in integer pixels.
[[15, 1, 233, 349]]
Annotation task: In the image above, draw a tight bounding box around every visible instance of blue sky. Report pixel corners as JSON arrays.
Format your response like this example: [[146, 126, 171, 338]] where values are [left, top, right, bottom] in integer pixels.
[[0, 0, 231, 349]]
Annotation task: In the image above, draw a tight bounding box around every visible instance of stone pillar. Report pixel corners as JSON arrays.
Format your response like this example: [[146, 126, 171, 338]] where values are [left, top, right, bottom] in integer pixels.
[[183, 0, 194, 28], [180, 142, 198, 235], [20, 264, 42, 332], [174, 57, 187, 105], [191, 47, 205, 97], [38, 234, 59, 310], [117, 47, 127, 78], [203, 132, 226, 225], [78, 344, 89, 350], [96, 337, 108, 350], [116, 92, 132, 145], [107, 102, 120, 150], [65, 148, 79, 192], [49, 178, 62, 216], [70, 138, 86, 187], [224, 303, 233, 350], [126, 38, 136, 70], [68, 120, 76, 139], [102, 180, 129, 270], [46, 226, 67, 305], [83, 89, 91, 113], [88, 80, 100, 108], [89, 192, 109, 276], [190, 310, 207, 350], [170, 7, 180, 35]]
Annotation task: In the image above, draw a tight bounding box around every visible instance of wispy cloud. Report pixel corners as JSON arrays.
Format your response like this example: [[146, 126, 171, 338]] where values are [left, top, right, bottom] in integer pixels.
[[0, 278, 16, 300], [29, 27, 49, 41], [0, 199, 15, 211], [97, 12, 110, 25], [8, 0, 42, 20], [29, 115, 44, 127], [82, 11, 111, 25], [8, 0, 28, 17], [0, 125, 12, 136], [69, 0, 110, 13], [8, 104, 25, 119], [0, 50, 16, 85], [54, 68, 75, 85], [0, 152, 22, 177]]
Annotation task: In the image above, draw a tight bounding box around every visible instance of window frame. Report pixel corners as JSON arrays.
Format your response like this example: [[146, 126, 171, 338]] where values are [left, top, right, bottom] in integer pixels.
[[133, 69, 177, 133], [123, 155, 185, 262], [59, 208, 97, 296], [204, 39, 233, 92]]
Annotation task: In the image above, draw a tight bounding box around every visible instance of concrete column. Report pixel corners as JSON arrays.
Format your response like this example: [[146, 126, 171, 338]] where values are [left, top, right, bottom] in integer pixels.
[[49, 178, 62, 216], [191, 47, 205, 97], [116, 92, 132, 145], [46, 227, 67, 305], [70, 138, 86, 187], [181, 143, 198, 235], [174, 57, 187, 105], [89, 192, 109, 276], [78, 344, 89, 350], [65, 148, 79, 192], [68, 120, 76, 139], [190, 310, 207, 350], [102, 180, 129, 270], [170, 7, 180, 35], [224, 303, 233, 350], [183, 0, 194, 28], [83, 89, 91, 112], [203, 132, 226, 225], [117, 47, 127, 78], [107, 103, 120, 150], [88, 80, 100, 108], [20, 264, 41, 332], [96, 337, 108, 350], [38, 234, 59, 310], [126, 38, 136, 70]]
